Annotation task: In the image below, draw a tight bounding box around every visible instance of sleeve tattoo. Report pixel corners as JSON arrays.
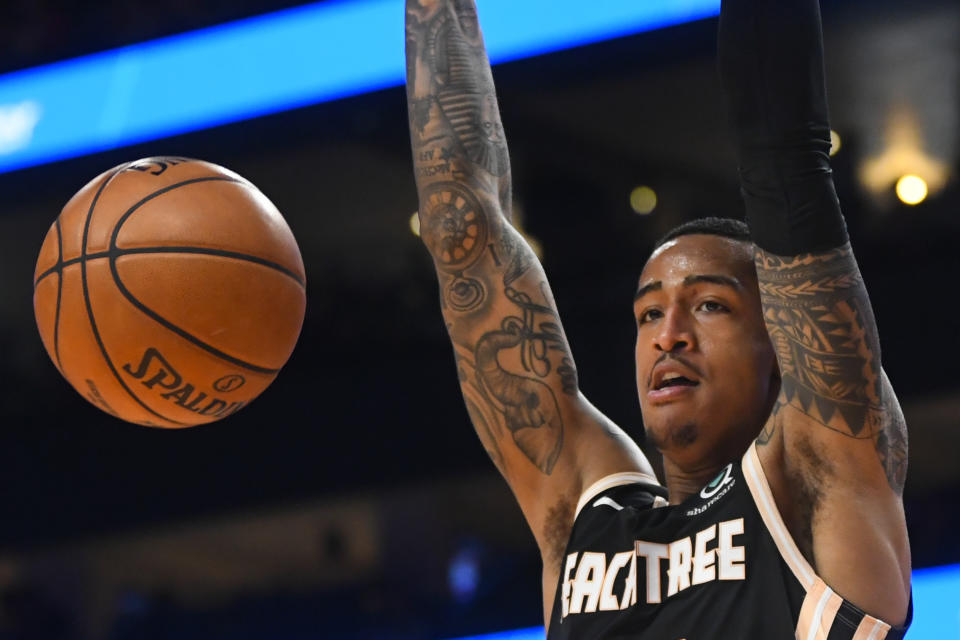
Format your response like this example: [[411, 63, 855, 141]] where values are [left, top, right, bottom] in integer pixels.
[[406, 0, 574, 475], [755, 244, 908, 493], [451, 283, 576, 475]]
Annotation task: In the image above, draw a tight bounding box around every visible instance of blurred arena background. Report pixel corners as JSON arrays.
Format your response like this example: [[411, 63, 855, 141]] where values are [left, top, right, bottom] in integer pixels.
[[0, 0, 958, 638]]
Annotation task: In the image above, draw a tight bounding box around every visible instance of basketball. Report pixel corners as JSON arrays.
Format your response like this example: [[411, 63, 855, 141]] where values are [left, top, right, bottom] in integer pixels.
[[32, 157, 306, 428]]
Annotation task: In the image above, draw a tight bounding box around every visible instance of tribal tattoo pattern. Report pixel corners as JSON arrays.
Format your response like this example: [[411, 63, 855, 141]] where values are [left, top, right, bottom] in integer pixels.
[[755, 244, 907, 493], [407, 0, 574, 476]]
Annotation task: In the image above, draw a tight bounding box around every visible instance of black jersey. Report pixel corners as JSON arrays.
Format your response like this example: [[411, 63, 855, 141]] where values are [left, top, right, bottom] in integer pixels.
[[547, 443, 910, 639]]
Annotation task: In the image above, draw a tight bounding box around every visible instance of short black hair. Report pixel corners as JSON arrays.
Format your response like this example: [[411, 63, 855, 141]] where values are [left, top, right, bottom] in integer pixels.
[[652, 217, 751, 251]]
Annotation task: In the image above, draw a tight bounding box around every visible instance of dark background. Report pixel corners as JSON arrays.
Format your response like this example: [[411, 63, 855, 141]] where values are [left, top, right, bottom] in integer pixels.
[[0, 0, 957, 638]]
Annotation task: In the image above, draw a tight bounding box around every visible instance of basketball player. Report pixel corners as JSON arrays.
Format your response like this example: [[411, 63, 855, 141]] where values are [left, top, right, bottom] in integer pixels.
[[405, 0, 911, 636]]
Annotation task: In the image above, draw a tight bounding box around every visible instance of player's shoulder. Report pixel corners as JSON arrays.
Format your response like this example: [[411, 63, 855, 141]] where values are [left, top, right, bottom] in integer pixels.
[[570, 456, 758, 545], [569, 471, 668, 532], [582, 470, 665, 505]]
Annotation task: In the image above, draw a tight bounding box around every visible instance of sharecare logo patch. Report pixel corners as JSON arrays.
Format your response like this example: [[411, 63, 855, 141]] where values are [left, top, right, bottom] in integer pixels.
[[701, 464, 734, 499], [686, 464, 736, 517], [560, 519, 746, 619]]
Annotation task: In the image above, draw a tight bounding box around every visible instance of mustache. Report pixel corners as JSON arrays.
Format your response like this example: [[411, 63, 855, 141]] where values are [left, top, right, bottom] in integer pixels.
[[647, 353, 704, 389]]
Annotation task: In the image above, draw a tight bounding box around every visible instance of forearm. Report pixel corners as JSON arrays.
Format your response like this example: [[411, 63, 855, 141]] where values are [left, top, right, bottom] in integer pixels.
[[405, 0, 521, 330], [405, 0, 511, 216], [404, 0, 569, 478], [404, 0, 527, 354], [720, 0, 907, 492], [718, 0, 846, 256], [718, 0, 874, 388]]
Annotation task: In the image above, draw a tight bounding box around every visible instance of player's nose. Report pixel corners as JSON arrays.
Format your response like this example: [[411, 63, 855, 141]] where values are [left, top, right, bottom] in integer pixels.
[[653, 307, 695, 353]]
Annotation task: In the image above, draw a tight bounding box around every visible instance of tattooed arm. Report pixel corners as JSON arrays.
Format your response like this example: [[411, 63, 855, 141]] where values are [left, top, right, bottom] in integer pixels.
[[719, 0, 910, 625], [405, 0, 656, 624]]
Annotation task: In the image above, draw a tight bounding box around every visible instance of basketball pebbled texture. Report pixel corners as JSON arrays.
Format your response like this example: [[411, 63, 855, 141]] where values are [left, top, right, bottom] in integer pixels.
[[33, 157, 306, 428]]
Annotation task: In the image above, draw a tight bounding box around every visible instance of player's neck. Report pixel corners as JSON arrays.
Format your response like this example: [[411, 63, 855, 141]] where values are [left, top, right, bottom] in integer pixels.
[[662, 456, 725, 505]]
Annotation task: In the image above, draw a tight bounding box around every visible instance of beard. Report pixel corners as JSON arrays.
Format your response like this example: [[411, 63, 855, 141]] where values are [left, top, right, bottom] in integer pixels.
[[646, 420, 699, 451]]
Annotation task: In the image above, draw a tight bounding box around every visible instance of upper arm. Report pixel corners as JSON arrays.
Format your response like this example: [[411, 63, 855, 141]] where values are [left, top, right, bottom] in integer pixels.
[[439, 213, 654, 628], [421, 191, 655, 556], [754, 244, 907, 491], [404, 0, 656, 569], [753, 243, 911, 623]]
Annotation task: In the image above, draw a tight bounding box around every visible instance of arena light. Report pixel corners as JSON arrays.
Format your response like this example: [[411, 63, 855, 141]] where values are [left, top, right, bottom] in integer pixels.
[[859, 105, 948, 200], [895, 174, 928, 205], [630, 185, 658, 215], [0, 0, 720, 175], [440, 563, 960, 640], [409, 212, 421, 237], [829, 129, 841, 156]]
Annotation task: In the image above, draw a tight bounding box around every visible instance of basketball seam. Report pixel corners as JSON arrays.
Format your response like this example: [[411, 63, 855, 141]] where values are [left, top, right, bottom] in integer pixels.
[[110, 261, 283, 375], [108, 176, 284, 375], [53, 217, 64, 373], [34, 246, 306, 289], [116, 246, 305, 287], [80, 165, 186, 427], [34, 251, 110, 285]]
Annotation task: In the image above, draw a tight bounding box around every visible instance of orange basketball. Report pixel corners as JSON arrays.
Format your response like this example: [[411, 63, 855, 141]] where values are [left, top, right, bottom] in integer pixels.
[[32, 157, 306, 428]]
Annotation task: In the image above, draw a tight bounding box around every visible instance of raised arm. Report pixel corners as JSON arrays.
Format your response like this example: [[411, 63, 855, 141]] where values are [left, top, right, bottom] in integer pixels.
[[405, 0, 655, 622], [719, 0, 910, 624]]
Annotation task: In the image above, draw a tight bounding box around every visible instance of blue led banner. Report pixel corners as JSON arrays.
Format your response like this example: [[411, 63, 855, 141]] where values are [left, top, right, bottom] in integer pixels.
[[445, 627, 544, 640], [910, 563, 960, 638], [0, 0, 720, 175]]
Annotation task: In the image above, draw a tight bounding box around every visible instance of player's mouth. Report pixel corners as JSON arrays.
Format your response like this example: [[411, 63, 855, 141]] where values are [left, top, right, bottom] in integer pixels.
[[648, 365, 700, 402]]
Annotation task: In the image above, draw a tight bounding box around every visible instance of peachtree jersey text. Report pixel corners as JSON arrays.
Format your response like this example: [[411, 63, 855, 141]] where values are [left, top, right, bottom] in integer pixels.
[[546, 443, 911, 639]]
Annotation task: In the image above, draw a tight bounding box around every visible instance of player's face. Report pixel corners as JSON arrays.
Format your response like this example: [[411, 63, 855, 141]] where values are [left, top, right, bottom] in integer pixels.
[[634, 234, 779, 471]]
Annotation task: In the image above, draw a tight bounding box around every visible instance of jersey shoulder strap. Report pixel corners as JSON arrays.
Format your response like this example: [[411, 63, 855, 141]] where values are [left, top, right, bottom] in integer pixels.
[[574, 471, 667, 521], [741, 443, 912, 639]]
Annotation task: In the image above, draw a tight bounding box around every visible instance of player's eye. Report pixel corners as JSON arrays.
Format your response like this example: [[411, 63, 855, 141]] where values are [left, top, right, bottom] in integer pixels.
[[697, 300, 729, 313], [638, 308, 663, 325]]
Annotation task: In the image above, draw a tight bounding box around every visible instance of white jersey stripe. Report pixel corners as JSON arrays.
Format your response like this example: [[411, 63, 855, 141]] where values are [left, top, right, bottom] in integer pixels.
[[592, 496, 625, 511], [869, 618, 890, 640], [742, 443, 816, 589], [820, 588, 844, 637], [851, 618, 876, 640], [806, 585, 833, 640], [800, 580, 843, 640], [852, 616, 891, 640], [575, 471, 662, 519], [796, 578, 826, 640]]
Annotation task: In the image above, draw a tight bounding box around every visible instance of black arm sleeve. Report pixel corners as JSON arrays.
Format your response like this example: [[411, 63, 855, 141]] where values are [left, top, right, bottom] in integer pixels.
[[718, 0, 848, 256]]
